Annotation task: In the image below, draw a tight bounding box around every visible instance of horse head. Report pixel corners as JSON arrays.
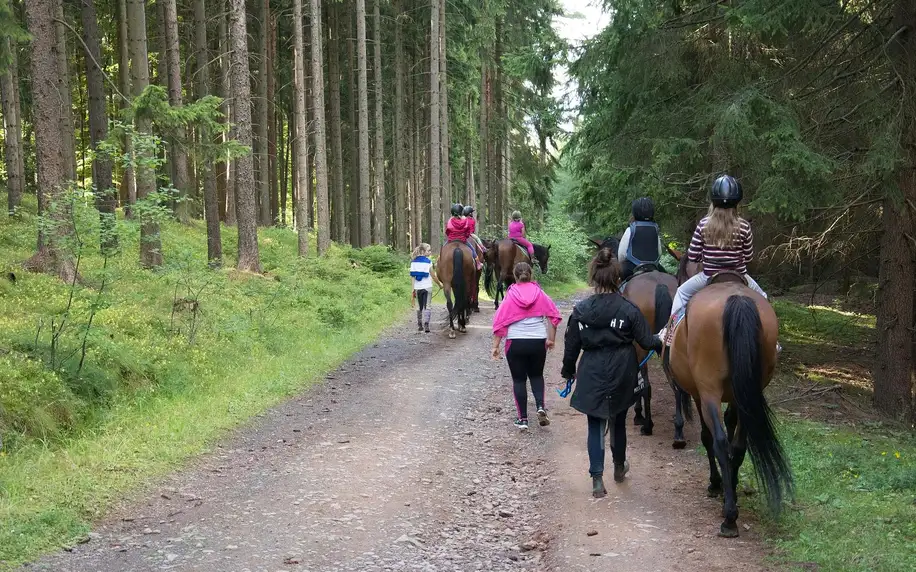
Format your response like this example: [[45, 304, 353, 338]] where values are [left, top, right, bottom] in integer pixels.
[[533, 243, 551, 274], [589, 236, 620, 258]]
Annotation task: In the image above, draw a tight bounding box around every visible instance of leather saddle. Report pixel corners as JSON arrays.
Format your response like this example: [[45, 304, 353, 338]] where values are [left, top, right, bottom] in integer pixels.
[[707, 270, 748, 286]]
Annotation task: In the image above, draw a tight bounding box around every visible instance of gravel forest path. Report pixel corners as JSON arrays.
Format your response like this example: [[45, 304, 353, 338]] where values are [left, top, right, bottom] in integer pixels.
[[29, 293, 770, 572]]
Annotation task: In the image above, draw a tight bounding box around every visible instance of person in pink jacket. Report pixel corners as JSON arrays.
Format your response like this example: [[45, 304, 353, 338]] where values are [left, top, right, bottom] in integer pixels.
[[508, 210, 535, 258], [491, 262, 562, 430]]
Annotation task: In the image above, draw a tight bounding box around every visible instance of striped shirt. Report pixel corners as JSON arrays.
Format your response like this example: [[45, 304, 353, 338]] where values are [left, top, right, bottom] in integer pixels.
[[687, 216, 753, 275]]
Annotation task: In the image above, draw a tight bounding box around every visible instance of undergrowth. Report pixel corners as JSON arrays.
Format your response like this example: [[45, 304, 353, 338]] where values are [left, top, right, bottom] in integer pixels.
[[741, 300, 916, 571], [0, 195, 409, 567]]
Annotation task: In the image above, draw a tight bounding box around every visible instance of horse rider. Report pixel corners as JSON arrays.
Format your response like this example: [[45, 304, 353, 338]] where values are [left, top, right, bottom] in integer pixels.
[[508, 211, 535, 259], [463, 205, 486, 264], [445, 203, 482, 269], [617, 197, 665, 280], [657, 175, 778, 351]]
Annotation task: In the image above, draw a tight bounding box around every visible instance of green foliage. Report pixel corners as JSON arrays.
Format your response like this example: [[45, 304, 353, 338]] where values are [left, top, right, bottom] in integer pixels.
[[0, 194, 410, 566], [567, 0, 896, 280], [528, 212, 590, 286]]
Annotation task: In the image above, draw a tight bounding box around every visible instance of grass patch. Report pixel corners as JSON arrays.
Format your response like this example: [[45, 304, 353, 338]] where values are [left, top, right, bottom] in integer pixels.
[[739, 299, 915, 571], [0, 196, 410, 568]]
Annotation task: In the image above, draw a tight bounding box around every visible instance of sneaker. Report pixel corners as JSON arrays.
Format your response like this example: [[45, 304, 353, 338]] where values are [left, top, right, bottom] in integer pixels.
[[591, 476, 607, 498], [613, 461, 630, 483], [776, 341, 783, 353], [514, 418, 529, 431], [536, 407, 550, 427]]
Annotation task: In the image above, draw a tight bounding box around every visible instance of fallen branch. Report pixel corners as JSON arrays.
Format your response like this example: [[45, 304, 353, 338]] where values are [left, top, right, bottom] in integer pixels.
[[773, 384, 842, 405]]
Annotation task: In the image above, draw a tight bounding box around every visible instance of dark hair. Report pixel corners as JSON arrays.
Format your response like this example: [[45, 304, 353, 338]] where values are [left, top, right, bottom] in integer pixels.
[[513, 262, 533, 283], [589, 248, 621, 293]]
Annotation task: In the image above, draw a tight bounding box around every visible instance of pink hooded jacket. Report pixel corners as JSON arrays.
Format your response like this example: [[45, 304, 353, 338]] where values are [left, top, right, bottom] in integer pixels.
[[492, 282, 562, 337]]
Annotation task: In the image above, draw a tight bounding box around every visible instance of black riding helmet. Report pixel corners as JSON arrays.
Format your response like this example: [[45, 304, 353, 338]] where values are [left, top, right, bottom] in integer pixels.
[[463, 205, 475, 216], [631, 197, 655, 221], [450, 203, 464, 217], [710, 175, 742, 208]]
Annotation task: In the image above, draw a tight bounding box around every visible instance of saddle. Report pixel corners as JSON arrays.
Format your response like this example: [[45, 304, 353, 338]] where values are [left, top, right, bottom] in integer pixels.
[[619, 262, 665, 293], [707, 270, 748, 286], [510, 239, 531, 260]]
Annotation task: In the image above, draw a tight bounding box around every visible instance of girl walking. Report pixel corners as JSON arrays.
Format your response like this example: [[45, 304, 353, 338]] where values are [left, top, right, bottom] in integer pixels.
[[561, 249, 663, 496], [410, 243, 440, 333], [492, 262, 562, 430]]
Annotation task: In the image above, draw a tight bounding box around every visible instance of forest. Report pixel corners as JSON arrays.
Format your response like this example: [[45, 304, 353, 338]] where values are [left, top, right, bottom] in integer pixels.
[[1, 0, 916, 569]]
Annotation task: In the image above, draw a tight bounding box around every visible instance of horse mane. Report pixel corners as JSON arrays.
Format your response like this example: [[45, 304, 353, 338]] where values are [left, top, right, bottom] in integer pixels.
[[532, 243, 548, 259], [675, 251, 691, 284]]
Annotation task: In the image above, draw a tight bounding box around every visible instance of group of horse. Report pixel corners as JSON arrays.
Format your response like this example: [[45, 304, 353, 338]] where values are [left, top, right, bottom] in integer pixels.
[[436, 233, 792, 537], [436, 237, 551, 339]]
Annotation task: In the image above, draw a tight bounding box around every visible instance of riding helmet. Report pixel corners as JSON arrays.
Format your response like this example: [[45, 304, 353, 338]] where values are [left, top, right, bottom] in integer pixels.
[[462, 205, 475, 216], [710, 175, 742, 208], [450, 203, 464, 217], [631, 197, 655, 221]]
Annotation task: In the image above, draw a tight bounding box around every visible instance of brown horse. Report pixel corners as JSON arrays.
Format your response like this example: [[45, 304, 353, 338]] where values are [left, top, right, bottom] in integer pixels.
[[484, 239, 550, 308], [437, 241, 476, 339], [663, 255, 792, 537], [590, 236, 677, 437]]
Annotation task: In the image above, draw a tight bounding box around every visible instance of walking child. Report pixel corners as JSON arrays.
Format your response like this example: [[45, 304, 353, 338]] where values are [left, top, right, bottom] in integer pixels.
[[410, 243, 441, 333]]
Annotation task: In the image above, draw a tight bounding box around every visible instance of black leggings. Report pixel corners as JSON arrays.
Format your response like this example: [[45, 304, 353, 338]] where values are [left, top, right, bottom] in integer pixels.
[[505, 338, 547, 420], [416, 288, 431, 310]]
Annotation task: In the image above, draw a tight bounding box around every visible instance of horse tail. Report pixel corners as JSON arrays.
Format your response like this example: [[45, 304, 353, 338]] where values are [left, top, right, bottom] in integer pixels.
[[484, 253, 497, 297], [723, 294, 794, 514], [653, 283, 672, 333], [453, 246, 468, 317]]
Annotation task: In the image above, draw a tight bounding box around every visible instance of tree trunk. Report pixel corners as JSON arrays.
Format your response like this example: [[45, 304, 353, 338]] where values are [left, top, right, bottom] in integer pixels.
[[311, 0, 331, 254], [465, 96, 474, 205], [54, 0, 76, 182], [194, 0, 222, 267], [438, 0, 450, 210], [1, 38, 23, 215], [293, 0, 310, 256], [355, 0, 371, 246], [393, 0, 407, 249], [327, 3, 345, 243], [116, 0, 136, 216], [347, 14, 359, 247], [874, 1, 916, 420], [9, 36, 25, 200], [255, 0, 271, 225], [126, 0, 163, 268], [218, 1, 236, 225], [478, 59, 489, 230], [268, 14, 279, 224], [78, 0, 116, 252], [492, 23, 504, 223], [229, 0, 261, 271], [163, 0, 190, 224], [372, 0, 387, 245], [428, 0, 442, 247], [23, 0, 77, 282]]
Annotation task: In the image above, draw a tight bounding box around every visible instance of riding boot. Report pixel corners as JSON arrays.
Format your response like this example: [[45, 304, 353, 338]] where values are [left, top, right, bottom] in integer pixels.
[[423, 309, 431, 333], [416, 310, 423, 331]]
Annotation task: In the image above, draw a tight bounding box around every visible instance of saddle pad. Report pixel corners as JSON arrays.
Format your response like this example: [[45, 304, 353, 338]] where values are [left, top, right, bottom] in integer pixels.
[[514, 243, 530, 259], [664, 306, 687, 346]]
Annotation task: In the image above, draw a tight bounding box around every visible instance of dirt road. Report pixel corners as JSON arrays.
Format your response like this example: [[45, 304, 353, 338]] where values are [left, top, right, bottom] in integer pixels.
[[28, 294, 769, 572]]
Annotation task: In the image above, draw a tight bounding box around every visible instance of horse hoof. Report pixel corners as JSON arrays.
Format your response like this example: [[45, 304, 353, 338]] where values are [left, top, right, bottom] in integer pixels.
[[633, 415, 645, 426], [459, 327, 467, 333], [707, 484, 723, 497], [717, 523, 739, 538], [639, 425, 653, 436], [448, 331, 456, 339], [672, 439, 687, 450]]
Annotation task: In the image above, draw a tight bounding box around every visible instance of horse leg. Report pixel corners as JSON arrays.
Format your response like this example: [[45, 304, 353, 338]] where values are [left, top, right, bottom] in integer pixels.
[[725, 405, 746, 492], [699, 404, 722, 497], [639, 365, 653, 436], [672, 388, 688, 449], [444, 287, 456, 339], [704, 401, 739, 538]]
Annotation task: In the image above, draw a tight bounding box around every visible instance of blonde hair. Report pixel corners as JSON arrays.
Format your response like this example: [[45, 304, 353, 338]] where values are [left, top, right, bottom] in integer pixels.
[[703, 204, 741, 248], [411, 243, 432, 258], [511, 211, 522, 221]]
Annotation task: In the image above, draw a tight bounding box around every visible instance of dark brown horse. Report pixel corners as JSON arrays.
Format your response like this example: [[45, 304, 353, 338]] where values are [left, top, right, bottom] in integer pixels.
[[484, 239, 550, 308], [663, 255, 791, 537], [590, 236, 677, 438], [437, 241, 476, 339]]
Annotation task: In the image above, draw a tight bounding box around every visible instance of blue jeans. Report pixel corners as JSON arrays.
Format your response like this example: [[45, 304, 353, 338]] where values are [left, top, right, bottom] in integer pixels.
[[587, 411, 627, 477]]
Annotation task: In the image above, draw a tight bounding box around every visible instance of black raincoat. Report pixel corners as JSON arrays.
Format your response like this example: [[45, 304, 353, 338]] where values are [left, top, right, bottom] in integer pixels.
[[561, 292, 662, 420]]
